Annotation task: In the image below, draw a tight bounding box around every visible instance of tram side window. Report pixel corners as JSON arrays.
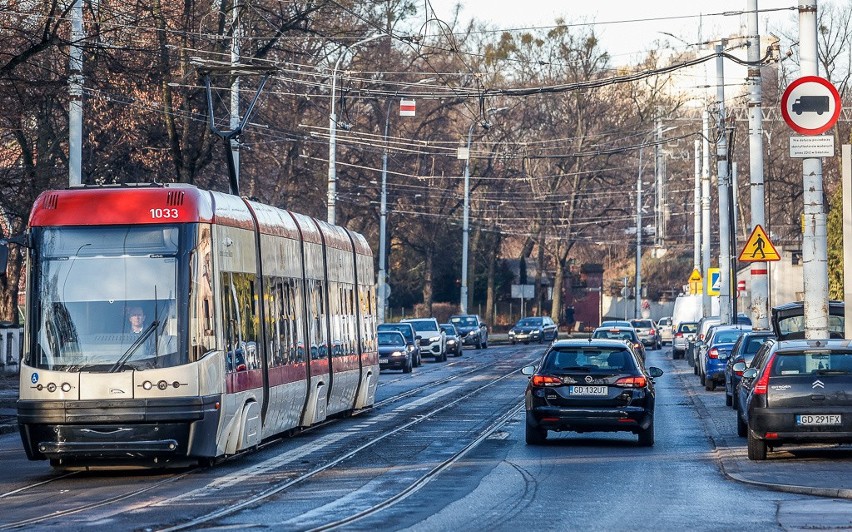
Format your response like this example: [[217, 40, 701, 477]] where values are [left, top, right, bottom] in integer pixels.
[[222, 272, 259, 372], [266, 277, 302, 366], [343, 284, 356, 357], [359, 285, 376, 353], [328, 281, 341, 357], [307, 279, 327, 360], [190, 227, 216, 361]]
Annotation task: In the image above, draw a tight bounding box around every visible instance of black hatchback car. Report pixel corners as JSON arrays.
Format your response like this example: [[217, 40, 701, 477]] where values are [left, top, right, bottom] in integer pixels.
[[737, 338, 852, 460], [522, 339, 663, 446]]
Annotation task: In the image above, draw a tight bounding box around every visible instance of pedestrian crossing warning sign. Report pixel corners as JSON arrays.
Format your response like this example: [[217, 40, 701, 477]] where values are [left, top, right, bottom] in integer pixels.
[[738, 225, 780, 262]]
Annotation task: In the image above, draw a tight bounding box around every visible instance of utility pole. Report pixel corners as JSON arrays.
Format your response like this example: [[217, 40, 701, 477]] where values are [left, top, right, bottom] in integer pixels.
[[636, 147, 643, 319], [701, 110, 712, 317], [716, 43, 732, 325], [799, 0, 829, 338], [230, 2, 242, 187], [747, 0, 769, 329], [654, 118, 664, 249], [694, 139, 701, 271], [69, 0, 84, 186]]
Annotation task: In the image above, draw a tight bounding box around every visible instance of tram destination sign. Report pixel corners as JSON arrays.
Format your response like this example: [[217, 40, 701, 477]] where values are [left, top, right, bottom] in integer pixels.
[[790, 135, 835, 158]]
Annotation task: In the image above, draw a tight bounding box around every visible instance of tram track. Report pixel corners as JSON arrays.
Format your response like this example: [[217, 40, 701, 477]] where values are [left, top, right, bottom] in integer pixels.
[[157, 352, 531, 531], [0, 346, 538, 531]]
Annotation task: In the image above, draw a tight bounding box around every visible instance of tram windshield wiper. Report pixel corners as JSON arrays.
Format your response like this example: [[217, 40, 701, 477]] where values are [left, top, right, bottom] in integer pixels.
[[108, 320, 159, 373]]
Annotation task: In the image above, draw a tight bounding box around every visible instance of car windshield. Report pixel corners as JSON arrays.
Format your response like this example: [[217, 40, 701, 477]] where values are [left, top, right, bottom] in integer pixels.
[[378, 332, 405, 346], [452, 317, 476, 326], [440, 325, 456, 334], [517, 318, 542, 327], [770, 351, 852, 376], [378, 324, 413, 341], [542, 348, 635, 372], [407, 321, 436, 332]]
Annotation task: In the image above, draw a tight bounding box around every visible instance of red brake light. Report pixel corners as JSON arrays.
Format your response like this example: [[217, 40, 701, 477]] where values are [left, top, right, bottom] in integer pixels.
[[675, 332, 683, 338], [614, 376, 648, 388], [753, 354, 777, 395], [532, 375, 562, 387], [708, 348, 719, 359], [650, 329, 656, 335]]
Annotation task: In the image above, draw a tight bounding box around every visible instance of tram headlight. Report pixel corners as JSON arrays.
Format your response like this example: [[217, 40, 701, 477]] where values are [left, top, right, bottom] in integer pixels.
[[61, 382, 72, 393], [47, 383, 57, 393], [142, 381, 153, 390], [157, 380, 169, 390]]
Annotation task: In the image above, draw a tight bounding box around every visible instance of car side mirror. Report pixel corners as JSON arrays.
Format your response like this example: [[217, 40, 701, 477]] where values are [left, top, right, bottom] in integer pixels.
[[732, 362, 746, 373], [521, 365, 536, 376], [648, 367, 664, 378], [742, 368, 758, 380]]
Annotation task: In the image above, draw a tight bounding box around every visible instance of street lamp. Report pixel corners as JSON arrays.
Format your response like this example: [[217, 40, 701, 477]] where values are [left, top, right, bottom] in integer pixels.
[[327, 33, 385, 225], [377, 78, 435, 323], [460, 107, 507, 314]]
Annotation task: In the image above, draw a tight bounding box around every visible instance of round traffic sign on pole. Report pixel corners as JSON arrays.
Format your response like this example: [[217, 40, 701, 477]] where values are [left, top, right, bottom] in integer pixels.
[[781, 76, 841, 135]]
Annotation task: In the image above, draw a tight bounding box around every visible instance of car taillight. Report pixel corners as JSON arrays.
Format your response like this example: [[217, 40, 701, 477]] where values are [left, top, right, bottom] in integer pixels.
[[753, 354, 777, 395], [614, 376, 647, 388], [708, 348, 719, 359], [650, 329, 656, 335], [675, 332, 683, 338], [531, 375, 562, 387]]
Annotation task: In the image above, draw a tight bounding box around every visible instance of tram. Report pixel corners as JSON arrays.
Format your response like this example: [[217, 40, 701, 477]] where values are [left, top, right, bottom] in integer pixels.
[[13, 184, 379, 468]]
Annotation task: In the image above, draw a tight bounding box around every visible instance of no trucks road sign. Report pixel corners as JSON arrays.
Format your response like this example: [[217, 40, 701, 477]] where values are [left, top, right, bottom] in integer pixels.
[[781, 76, 842, 135]]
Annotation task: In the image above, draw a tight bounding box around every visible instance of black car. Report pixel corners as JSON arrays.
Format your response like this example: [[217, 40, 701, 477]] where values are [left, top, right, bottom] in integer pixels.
[[771, 300, 844, 340], [522, 338, 663, 446], [377, 322, 421, 367], [440, 323, 462, 357], [377, 330, 413, 373], [724, 331, 775, 408], [591, 326, 646, 361], [508, 316, 558, 344], [736, 338, 852, 460], [449, 314, 488, 349]]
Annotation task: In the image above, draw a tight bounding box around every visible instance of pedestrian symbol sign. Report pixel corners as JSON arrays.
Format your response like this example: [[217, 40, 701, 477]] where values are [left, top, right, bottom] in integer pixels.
[[707, 268, 721, 296], [738, 225, 780, 262]]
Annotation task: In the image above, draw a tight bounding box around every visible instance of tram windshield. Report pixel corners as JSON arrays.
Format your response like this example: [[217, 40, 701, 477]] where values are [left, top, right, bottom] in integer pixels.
[[30, 225, 184, 372]]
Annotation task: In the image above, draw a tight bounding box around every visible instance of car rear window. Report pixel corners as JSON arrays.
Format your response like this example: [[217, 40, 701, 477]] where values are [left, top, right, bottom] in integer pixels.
[[678, 323, 698, 333], [631, 320, 652, 328], [543, 348, 635, 372], [712, 331, 745, 344], [770, 351, 852, 376], [745, 337, 771, 354], [593, 330, 636, 341], [776, 315, 844, 339]]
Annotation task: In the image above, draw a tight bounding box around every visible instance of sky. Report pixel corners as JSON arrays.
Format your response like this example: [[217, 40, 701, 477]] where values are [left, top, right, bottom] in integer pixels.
[[425, 1, 799, 65]]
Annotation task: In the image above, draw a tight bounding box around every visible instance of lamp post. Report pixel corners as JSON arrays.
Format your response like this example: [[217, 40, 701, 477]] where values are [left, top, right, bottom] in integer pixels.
[[460, 107, 507, 314], [327, 33, 385, 225]]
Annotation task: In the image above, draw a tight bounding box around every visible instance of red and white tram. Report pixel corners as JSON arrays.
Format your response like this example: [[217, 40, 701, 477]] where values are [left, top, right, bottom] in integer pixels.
[[15, 184, 379, 468]]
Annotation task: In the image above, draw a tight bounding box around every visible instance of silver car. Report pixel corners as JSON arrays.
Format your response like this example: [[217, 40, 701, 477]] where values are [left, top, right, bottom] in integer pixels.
[[672, 321, 698, 360], [657, 316, 673, 345], [630, 319, 661, 350]]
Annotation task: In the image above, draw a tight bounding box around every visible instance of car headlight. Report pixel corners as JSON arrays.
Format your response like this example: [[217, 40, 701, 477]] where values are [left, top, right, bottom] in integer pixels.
[[429, 335, 442, 343], [391, 351, 404, 357], [407, 345, 416, 352], [447, 339, 456, 345]]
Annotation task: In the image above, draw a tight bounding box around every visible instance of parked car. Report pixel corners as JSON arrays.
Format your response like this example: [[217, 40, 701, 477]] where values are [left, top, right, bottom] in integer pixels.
[[724, 330, 776, 408], [691, 316, 721, 370], [440, 323, 462, 357], [449, 314, 489, 349], [509, 316, 558, 344], [698, 324, 751, 391], [771, 300, 845, 340], [672, 321, 698, 360], [377, 322, 421, 367], [521, 338, 663, 446], [377, 330, 413, 373], [591, 326, 645, 361], [630, 318, 661, 350], [401, 317, 447, 362], [657, 316, 673, 345], [736, 338, 852, 460]]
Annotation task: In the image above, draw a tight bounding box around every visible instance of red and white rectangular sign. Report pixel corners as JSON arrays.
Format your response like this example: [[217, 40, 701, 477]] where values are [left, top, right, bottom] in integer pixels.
[[399, 99, 416, 117]]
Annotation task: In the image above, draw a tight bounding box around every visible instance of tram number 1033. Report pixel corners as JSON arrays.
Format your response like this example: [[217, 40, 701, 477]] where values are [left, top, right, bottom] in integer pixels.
[[150, 208, 180, 219]]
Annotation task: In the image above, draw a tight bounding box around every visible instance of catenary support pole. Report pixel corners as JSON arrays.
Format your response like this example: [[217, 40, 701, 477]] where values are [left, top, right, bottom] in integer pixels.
[[694, 139, 701, 272], [716, 44, 732, 325], [702, 111, 712, 317], [800, 0, 829, 338], [69, 0, 84, 186], [747, 0, 769, 329]]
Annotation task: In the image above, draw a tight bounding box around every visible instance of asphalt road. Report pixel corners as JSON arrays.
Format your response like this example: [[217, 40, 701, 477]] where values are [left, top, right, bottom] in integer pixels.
[[2, 344, 852, 530]]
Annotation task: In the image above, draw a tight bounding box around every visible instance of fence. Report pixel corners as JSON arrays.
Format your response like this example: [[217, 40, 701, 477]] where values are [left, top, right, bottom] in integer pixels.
[[0, 328, 22, 375]]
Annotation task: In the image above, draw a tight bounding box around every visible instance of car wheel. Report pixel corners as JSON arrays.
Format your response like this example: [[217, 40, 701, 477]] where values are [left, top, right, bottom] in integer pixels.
[[732, 391, 739, 410], [476, 338, 482, 350], [747, 430, 767, 460], [403, 357, 413, 373], [725, 390, 732, 406], [442, 350, 448, 362], [637, 418, 655, 447], [525, 421, 547, 445], [737, 412, 748, 437], [482, 339, 488, 349], [511, 340, 516, 345], [693, 363, 698, 375]]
